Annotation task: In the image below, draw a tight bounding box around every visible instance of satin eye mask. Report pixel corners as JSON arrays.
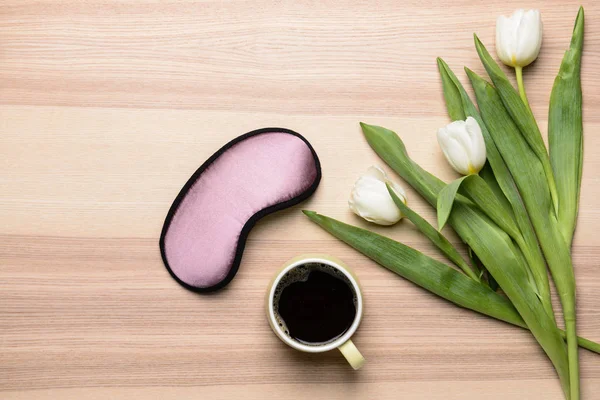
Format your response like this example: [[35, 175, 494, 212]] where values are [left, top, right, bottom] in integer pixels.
[[160, 128, 321, 292]]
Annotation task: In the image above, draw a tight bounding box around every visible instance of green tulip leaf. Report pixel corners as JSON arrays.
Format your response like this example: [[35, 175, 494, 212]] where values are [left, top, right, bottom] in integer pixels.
[[437, 176, 468, 231], [302, 210, 600, 354], [386, 182, 479, 282], [437, 59, 553, 319], [474, 34, 560, 216], [549, 6, 585, 247]]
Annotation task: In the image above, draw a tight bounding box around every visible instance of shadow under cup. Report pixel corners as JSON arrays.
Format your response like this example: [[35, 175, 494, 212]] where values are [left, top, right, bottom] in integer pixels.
[[266, 256, 365, 369]]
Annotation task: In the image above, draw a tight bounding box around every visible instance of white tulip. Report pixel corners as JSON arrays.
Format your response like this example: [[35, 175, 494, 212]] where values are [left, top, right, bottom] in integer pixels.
[[496, 9, 543, 68], [348, 166, 407, 226], [437, 117, 487, 176]]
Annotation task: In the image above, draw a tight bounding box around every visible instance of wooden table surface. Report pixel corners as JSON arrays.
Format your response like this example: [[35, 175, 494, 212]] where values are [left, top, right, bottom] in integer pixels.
[[1, 1, 599, 399]]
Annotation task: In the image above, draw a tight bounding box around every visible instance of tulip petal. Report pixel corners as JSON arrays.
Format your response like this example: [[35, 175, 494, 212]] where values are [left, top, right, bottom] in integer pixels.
[[496, 15, 516, 66], [363, 165, 387, 181], [465, 117, 487, 172], [516, 10, 542, 66], [496, 9, 542, 68], [388, 180, 407, 204], [438, 127, 470, 175], [348, 170, 404, 225], [354, 181, 402, 224]]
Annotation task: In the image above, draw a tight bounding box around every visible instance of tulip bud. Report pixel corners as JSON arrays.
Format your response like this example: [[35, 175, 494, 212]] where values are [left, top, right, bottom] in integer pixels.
[[437, 117, 487, 175], [496, 9, 543, 68], [348, 166, 407, 226]]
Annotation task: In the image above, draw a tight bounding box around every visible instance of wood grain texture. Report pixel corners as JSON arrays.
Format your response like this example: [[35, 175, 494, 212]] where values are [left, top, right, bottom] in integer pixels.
[[1, 1, 599, 399]]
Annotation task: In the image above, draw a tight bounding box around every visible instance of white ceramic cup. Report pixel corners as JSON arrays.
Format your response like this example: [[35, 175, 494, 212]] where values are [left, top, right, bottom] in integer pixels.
[[266, 255, 365, 369]]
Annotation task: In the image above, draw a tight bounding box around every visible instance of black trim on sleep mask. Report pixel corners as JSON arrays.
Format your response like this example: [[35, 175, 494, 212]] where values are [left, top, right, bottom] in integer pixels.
[[159, 127, 322, 293]]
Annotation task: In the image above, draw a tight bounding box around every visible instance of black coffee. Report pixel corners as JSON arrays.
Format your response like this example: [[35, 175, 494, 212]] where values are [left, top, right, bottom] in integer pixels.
[[275, 264, 357, 345]]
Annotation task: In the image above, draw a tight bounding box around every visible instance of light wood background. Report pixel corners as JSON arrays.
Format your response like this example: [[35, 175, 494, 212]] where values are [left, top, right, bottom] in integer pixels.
[[1, 1, 599, 399]]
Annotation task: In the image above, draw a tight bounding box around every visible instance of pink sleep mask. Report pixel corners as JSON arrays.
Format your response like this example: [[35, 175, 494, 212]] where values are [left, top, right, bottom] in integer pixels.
[[160, 128, 321, 292]]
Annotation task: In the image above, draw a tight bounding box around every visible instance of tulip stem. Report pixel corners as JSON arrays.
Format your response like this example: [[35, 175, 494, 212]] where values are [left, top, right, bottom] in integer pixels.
[[515, 66, 530, 109], [569, 330, 581, 400], [566, 310, 581, 400]]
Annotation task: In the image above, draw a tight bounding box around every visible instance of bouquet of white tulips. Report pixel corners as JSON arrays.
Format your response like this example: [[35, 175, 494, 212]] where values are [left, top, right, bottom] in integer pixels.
[[304, 7, 597, 399]]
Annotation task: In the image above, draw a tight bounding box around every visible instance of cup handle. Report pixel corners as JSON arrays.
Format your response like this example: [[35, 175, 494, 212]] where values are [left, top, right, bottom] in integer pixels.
[[338, 339, 365, 370]]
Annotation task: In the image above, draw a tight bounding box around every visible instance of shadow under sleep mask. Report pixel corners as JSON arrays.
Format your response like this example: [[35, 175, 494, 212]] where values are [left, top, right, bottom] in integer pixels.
[[160, 127, 321, 292]]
